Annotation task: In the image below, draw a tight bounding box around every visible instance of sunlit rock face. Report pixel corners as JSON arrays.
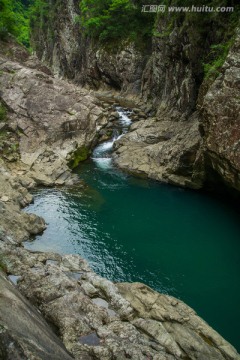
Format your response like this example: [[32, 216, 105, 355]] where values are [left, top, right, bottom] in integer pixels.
[[0, 42, 105, 186]]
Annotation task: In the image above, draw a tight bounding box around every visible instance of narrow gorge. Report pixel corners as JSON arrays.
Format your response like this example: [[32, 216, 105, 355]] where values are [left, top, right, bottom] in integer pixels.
[[0, 0, 240, 359]]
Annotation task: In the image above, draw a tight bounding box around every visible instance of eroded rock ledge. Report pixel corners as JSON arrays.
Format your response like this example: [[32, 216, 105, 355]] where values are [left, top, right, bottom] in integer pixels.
[[0, 39, 107, 187]]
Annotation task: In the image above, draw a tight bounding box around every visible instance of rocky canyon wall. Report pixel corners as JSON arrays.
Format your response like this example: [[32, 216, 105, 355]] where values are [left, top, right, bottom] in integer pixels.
[[0, 6, 240, 358], [199, 29, 240, 193], [30, 0, 240, 193]]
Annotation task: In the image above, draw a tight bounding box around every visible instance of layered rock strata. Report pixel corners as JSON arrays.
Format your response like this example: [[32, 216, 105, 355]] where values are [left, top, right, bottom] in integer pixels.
[[0, 40, 106, 186]]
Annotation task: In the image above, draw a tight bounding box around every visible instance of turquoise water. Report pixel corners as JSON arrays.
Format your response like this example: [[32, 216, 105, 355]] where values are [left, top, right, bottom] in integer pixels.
[[25, 164, 240, 350], [24, 109, 240, 351]]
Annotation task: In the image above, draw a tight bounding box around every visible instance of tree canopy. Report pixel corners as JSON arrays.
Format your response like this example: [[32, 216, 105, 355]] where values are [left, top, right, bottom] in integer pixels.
[[79, 0, 155, 44], [0, 0, 239, 52], [0, 0, 30, 46]]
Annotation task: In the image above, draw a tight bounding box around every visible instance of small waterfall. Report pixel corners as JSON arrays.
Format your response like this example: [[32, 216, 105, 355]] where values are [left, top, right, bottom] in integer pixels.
[[92, 107, 132, 170]]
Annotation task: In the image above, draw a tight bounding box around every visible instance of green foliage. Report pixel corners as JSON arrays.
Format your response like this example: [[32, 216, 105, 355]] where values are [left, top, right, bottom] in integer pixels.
[[0, 260, 6, 272], [79, 0, 239, 60], [0, 0, 17, 40], [0, 0, 30, 47], [29, 0, 49, 32], [79, 0, 155, 44], [1, 0, 239, 79], [68, 146, 89, 169], [14, 0, 30, 47], [203, 41, 234, 79], [153, 0, 240, 79]]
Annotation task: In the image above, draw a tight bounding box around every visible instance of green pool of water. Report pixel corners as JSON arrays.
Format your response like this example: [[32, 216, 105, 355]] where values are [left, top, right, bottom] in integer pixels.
[[25, 160, 240, 351]]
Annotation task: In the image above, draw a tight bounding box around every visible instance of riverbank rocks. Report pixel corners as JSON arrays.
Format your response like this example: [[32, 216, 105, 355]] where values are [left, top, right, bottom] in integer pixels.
[[113, 115, 203, 189], [0, 243, 238, 360], [0, 40, 106, 186], [0, 34, 240, 359], [0, 160, 46, 241], [113, 30, 240, 193], [0, 270, 73, 360], [29, 0, 205, 188]]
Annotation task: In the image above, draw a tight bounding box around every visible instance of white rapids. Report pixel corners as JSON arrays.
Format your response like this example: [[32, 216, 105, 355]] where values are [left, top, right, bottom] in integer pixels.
[[92, 107, 132, 170]]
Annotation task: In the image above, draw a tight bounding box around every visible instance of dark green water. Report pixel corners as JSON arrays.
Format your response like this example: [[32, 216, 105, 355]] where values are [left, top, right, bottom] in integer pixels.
[[25, 163, 240, 350], [24, 110, 240, 351]]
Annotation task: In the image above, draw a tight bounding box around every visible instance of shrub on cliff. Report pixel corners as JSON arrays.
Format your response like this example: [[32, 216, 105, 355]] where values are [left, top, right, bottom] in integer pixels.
[[0, 0, 16, 40], [0, 0, 30, 47], [79, 0, 155, 44]]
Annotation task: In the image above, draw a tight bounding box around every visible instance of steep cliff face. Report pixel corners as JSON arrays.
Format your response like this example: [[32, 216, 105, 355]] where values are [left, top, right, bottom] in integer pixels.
[[32, 0, 85, 81], [199, 29, 240, 193], [31, 0, 150, 93], [31, 4, 205, 187], [32, 4, 203, 118]]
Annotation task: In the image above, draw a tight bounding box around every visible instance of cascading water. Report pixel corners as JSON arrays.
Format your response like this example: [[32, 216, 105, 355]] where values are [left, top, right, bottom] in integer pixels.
[[91, 107, 132, 170]]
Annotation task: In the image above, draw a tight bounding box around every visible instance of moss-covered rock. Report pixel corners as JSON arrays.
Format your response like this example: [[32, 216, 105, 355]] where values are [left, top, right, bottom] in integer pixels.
[[0, 103, 6, 122], [67, 146, 89, 169]]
